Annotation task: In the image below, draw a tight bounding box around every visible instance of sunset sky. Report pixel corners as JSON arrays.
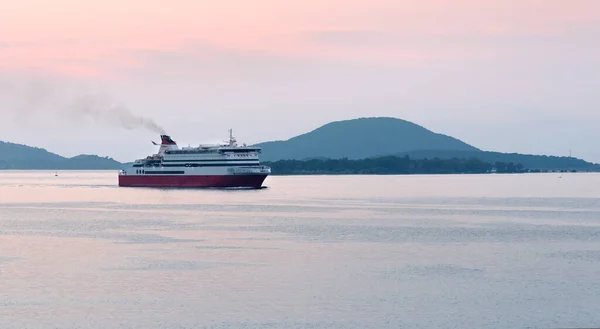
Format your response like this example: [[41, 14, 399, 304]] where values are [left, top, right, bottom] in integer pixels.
[[1, 0, 599, 162]]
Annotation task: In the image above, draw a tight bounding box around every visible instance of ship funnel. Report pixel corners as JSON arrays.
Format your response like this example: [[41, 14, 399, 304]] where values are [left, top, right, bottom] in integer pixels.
[[160, 135, 177, 145], [157, 135, 178, 154]]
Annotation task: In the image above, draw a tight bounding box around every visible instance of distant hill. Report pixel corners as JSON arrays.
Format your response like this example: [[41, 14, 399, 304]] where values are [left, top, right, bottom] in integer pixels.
[[255, 117, 480, 161], [1, 116, 598, 172], [0, 141, 123, 170], [0, 140, 64, 162], [60, 155, 123, 170], [254, 117, 597, 171]]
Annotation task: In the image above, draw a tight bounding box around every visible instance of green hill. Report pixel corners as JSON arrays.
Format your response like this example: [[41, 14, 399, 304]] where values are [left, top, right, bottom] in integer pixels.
[[61, 155, 123, 170], [0, 140, 64, 161], [255, 117, 480, 161], [253, 117, 597, 171], [0, 141, 123, 170]]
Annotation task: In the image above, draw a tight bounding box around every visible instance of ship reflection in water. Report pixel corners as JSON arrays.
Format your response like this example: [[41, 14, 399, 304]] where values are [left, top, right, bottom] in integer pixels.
[[119, 129, 270, 188]]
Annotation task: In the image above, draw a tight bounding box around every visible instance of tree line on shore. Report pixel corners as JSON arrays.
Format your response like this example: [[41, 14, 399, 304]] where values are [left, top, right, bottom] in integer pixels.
[[262, 155, 532, 175]]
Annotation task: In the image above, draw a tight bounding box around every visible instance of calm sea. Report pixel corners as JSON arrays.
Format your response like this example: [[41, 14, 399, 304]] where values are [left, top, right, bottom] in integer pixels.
[[1, 171, 600, 329]]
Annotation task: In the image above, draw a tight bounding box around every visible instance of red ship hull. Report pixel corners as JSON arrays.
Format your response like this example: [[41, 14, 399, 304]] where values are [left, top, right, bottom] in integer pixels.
[[118, 174, 268, 188]]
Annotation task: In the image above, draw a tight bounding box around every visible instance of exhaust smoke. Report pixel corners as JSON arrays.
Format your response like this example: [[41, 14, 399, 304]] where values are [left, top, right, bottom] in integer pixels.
[[0, 74, 166, 135]]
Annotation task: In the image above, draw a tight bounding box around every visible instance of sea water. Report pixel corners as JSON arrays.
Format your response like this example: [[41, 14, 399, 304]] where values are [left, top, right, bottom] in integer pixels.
[[1, 171, 600, 328]]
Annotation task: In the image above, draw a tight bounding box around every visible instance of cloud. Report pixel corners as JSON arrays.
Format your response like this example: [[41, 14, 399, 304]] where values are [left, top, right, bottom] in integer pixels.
[[275, 24, 600, 64], [121, 35, 599, 105], [0, 42, 37, 49]]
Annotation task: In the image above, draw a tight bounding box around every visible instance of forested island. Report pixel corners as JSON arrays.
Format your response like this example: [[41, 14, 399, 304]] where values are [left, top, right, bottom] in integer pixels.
[[255, 117, 598, 172], [263, 156, 536, 175]]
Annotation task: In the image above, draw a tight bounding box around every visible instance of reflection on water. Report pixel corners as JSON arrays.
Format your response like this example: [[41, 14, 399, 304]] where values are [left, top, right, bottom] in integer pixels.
[[1, 171, 600, 328]]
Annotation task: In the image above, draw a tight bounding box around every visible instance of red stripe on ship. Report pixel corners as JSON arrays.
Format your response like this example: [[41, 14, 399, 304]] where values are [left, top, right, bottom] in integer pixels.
[[118, 174, 268, 188]]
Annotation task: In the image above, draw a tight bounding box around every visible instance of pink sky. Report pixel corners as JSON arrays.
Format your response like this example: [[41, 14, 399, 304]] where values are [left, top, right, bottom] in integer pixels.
[[2, 0, 598, 77], [1, 0, 599, 162]]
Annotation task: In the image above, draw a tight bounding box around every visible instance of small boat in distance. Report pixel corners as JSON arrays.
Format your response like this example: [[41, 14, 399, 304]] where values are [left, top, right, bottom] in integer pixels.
[[118, 130, 270, 188]]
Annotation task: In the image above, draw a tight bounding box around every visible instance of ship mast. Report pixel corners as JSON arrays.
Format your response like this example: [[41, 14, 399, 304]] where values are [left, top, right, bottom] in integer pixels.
[[228, 129, 237, 147]]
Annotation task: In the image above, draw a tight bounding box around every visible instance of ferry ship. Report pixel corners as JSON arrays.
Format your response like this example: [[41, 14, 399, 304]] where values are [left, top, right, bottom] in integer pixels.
[[118, 130, 270, 188]]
